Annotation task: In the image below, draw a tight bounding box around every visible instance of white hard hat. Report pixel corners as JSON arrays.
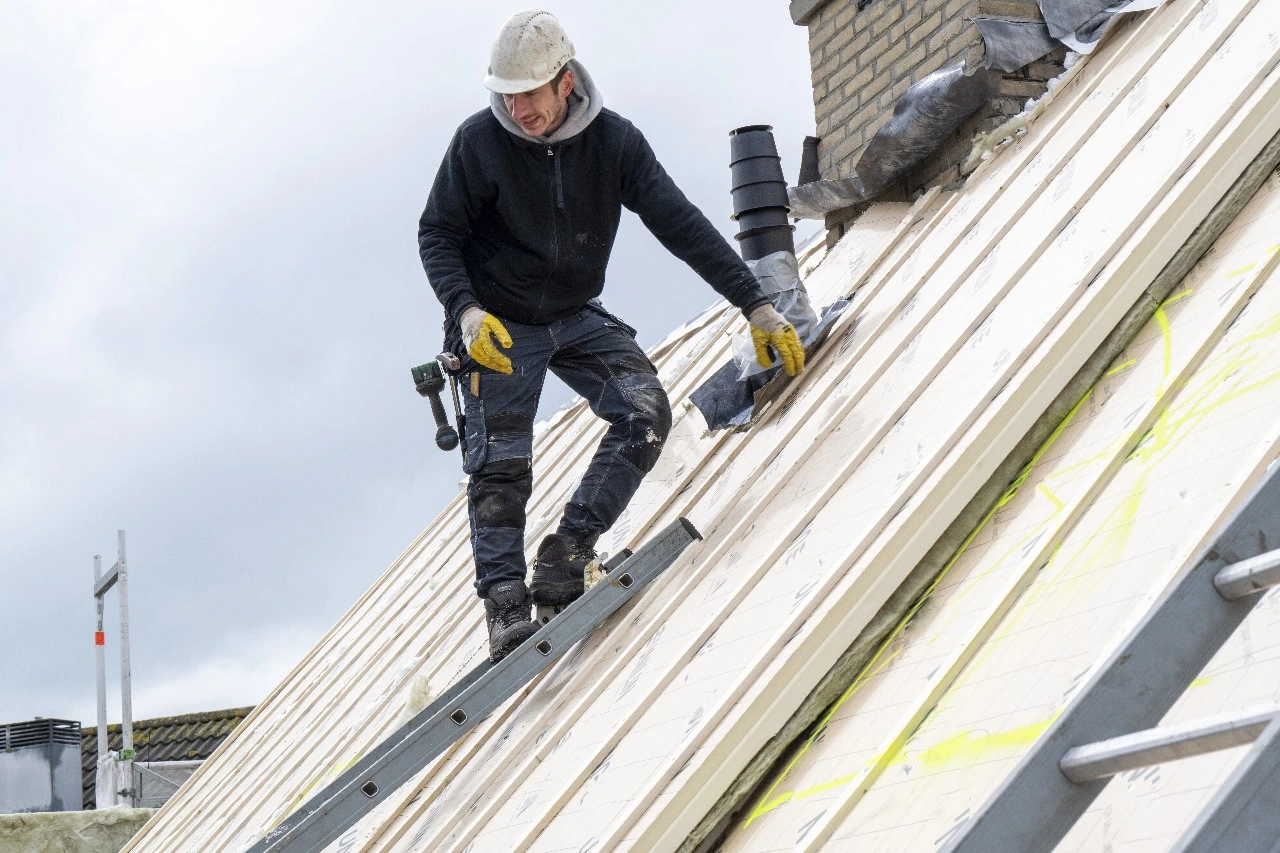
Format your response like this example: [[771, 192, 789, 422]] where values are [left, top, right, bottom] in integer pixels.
[[484, 10, 575, 94]]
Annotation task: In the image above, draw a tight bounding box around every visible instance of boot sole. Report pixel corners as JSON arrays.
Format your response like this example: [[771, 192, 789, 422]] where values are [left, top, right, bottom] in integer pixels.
[[490, 620, 539, 662]]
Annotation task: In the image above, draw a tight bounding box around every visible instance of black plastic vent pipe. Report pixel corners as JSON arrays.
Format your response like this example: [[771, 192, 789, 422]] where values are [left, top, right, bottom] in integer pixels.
[[729, 125, 795, 261]]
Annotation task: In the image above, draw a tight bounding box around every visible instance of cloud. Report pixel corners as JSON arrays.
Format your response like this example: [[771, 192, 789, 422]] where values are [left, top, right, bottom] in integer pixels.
[[129, 625, 321, 720]]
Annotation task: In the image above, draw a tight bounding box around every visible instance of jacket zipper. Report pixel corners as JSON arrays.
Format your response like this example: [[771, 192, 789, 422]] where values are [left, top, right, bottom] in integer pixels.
[[549, 146, 565, 209], [537, 146, 561, 317]]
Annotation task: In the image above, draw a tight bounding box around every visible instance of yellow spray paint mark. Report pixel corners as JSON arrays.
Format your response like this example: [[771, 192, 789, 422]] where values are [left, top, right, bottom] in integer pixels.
[[1004, 283, 1207, 613], [977, 276, 1280, 685], [1155, 306, 1175, 395], [759, 716, 1060, 819], [745, 642, 909, 822], [1036, 481, 1066, 513], [1105, 358, 1137, 377], [909, 717, 1056, 770]]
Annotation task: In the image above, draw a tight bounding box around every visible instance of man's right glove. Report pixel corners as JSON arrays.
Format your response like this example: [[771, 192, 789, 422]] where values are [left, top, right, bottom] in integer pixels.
[[460, 306, 514, 374], [748, 303, 806, 377]]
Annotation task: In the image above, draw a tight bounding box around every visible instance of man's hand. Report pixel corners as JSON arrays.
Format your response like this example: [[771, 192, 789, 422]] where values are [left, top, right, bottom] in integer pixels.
[[748, 304, 805, 377], [461, 307, 514, 374]]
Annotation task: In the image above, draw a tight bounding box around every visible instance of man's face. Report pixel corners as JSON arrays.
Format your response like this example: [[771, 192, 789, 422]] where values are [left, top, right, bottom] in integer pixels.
[[503, 71, 572, 137]]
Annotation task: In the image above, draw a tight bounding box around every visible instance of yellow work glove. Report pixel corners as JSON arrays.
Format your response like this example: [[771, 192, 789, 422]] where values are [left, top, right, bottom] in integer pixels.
[[460, 306, 514, 374], [748, 303, 805, 377]]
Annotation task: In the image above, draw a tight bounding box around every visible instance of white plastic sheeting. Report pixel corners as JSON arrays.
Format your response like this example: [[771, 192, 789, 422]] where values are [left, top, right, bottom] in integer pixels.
[[95, 752, 121, 810]]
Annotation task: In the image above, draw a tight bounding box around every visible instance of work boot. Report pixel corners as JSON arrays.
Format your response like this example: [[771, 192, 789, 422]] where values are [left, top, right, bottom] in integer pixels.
[[530, 533, 600, 610], [483, 580, 539, 662]]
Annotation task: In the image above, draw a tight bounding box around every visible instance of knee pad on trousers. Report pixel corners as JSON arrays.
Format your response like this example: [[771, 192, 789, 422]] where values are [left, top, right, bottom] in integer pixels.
[[470, 457, 533, 528], [621, 383, 672, 473]]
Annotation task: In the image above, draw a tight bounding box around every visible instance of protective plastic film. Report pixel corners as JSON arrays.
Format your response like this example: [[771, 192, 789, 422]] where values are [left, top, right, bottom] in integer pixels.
[[789, 65, 999, 218]]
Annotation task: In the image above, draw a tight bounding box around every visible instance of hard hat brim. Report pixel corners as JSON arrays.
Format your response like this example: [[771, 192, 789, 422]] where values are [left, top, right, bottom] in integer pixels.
[[484, 69, 561, 94]]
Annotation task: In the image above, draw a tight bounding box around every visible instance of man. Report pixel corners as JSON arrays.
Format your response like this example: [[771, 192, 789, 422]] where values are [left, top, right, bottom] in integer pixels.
[[419, 10, 805, 661]]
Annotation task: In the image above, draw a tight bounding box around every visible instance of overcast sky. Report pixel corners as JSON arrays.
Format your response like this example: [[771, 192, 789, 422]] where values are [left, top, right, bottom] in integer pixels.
[[1, 1, 817, 726]]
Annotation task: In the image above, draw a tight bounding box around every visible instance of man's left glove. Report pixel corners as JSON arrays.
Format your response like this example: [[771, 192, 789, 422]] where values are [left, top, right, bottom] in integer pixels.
[[749, 304, 805, 377], [460, 306, 514, 374]]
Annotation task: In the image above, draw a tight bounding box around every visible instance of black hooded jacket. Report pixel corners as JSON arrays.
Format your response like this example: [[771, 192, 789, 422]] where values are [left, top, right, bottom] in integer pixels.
[[418, 103, 769, 328]]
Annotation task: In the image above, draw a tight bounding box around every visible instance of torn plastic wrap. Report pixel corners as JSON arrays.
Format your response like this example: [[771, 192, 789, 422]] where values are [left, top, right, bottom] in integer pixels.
[[1040, 0, 1170, 53], [690, 251, 850, 431], [788, 64, 1001, 219], [691, 299, 850, 431], [974, 18, 1059, 71], [786, 176, 867, 221], [858, 65, 1001, 196]]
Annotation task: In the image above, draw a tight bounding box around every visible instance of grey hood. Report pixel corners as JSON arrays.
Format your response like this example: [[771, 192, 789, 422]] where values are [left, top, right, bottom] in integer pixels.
[[490, 59, 604, 145]]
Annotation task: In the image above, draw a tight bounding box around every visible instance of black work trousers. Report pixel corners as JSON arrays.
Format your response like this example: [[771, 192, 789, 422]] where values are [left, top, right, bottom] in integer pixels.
[[459, 302, 672, 597]]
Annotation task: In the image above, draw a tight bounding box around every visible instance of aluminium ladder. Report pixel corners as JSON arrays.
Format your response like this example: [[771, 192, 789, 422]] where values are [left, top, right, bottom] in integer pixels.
[[246, 517, 700, 853], [944, 461, 1280, 853]]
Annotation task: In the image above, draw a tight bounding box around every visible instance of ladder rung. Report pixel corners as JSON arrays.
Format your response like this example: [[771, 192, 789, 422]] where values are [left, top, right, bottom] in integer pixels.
[[1214, 547, 1280, 600], [1060, 703, 1279, 783]]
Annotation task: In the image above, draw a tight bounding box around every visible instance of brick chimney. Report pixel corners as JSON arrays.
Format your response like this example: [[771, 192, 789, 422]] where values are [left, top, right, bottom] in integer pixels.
[[791, 0, 1068, 236]]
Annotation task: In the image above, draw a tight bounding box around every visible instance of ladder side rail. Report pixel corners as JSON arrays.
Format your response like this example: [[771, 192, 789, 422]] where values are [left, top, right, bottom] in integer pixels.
[[943, 463, 1280, 853], [251, 518, 698, 853], [1170, 713, 1280, 852]]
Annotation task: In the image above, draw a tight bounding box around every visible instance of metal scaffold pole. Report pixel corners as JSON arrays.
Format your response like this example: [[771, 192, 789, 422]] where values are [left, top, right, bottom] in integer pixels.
[[117, 530, 135, 807], [94, 555, 108, 766]]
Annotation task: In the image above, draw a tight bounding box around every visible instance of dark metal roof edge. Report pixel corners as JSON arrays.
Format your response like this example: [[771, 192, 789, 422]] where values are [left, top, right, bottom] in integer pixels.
[[2, 717, 81, 728]]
